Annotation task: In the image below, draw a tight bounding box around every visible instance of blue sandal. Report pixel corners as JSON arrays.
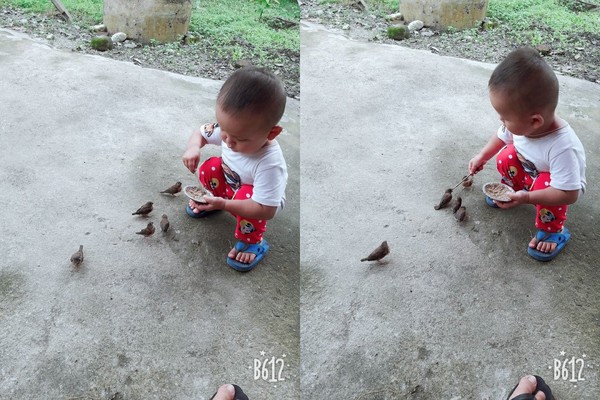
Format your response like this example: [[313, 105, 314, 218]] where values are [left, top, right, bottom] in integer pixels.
[[527, 228, 571, 262], [485, 195, 499, 208], [226, 240, 270, 272], [185, 205, 218, 219]]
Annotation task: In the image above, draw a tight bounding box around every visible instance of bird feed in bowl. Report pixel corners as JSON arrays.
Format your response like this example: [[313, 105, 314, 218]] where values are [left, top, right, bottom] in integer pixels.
[[482, 182, 515, 202], [184, 185, 212, 204]]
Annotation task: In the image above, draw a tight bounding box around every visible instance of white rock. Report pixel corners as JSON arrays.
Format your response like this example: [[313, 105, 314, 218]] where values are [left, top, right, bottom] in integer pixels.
[[111, 32, 127, 43], [408, 20, 424, 31], [420, 30, 434, 37], [124, 41, 137, 49], [46, 34, 54, 40], [90, 24, 107, 32], [342, 24, 350, 30], [385, 12, 403, 21]]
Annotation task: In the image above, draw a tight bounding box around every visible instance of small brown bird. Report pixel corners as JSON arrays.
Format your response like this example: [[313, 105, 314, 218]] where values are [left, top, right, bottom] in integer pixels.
[[70, 245, 84, 267], [136, 222, 155, 236], [434, 189, 453, 210], [455, 206, 467, 222], [132, 201, 153, 216], [160, 181, 182, 195], [452, 196, 462, 214], [361, 240, 390, 262], [160, 214, 170, 233], [462, 175, 473, 188]]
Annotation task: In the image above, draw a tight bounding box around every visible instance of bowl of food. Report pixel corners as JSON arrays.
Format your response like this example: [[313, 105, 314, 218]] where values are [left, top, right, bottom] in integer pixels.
[[183, 185, 213, 204], [482, 182, 515, 202]]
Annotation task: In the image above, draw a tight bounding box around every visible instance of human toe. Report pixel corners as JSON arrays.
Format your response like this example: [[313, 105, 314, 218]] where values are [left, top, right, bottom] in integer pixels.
[[227, 247, 237, 259], [509, 375, 544, 400], [212, 384, 235, 400]]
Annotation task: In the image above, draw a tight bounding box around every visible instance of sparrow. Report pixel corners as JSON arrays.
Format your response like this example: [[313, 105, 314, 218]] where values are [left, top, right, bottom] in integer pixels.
[[462, 175, 473, 188], [70, 245, 84, 267], [452, 196, 462, 214], [434, 189, 453, 210], [132, 201, 153, 216], [160, 214, 170, 232], [455, 206, 467, 222], [160, 181, 182, 195], [136, 222, 155, 236], [361, 241, 390, 262]]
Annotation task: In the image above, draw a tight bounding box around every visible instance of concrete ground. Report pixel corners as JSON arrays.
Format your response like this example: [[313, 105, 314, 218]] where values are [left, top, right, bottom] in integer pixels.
[[0, 29, 299, 399], [300, 22, 600, 399]]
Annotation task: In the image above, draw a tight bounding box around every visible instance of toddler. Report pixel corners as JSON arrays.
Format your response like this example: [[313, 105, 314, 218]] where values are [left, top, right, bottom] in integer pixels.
[[469, 47, 586, 261], [182, 67, 288, 271]]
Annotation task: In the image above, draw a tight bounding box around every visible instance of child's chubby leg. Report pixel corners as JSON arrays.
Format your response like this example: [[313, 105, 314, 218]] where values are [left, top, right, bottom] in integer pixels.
[[495, 144, 533, 191], [228, 185, 268, 264], [529, 172, 569, 254]]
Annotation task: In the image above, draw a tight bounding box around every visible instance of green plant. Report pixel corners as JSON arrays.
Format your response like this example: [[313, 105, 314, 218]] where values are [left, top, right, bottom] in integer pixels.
[[257, 0, 280, 21]]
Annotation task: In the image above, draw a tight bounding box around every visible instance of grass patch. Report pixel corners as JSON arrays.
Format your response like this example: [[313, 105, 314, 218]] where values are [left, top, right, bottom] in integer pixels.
[[2, 0, 102, 25], [0, 0, 300, 62], [189, 0, 299, 62], [488, 0, 600, 45], [318, 0, 398, 15]]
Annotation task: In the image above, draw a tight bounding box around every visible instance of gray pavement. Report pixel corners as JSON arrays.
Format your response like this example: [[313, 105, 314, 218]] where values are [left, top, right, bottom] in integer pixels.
[[300, 22, 600, 399], [0, 29, 299, 399]]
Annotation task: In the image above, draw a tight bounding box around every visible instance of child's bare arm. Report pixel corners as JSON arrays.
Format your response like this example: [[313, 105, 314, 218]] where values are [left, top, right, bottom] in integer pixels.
[[191, 197, 277, 220], [182, 130, 208, 173], [498, 187, 579, 209], [469, 134, 506, 175]]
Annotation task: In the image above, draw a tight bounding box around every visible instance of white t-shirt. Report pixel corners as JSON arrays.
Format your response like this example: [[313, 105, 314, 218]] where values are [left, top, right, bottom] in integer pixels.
[[497, 123, 587, 193], [201, 123, 287, 209]]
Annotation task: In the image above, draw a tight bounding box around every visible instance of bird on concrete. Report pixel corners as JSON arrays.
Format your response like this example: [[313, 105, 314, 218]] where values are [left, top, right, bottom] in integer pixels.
[[160, 181, 182, 195], [160, 214, 170, 233], [434, 189, 453, 210], [70, 245, 84, 267], [452, 196, 462, 214], [462, 175, 473, 188], [136, 222, 155, 237], [455, 206, 467, 222], [361, 240, 390, 262], [132, 201, 153, 216]]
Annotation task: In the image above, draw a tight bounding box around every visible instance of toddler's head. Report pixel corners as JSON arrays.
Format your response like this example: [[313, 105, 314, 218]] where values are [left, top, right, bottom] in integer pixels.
[[216, 67, 286, 153], [488, 47, 559, 136]]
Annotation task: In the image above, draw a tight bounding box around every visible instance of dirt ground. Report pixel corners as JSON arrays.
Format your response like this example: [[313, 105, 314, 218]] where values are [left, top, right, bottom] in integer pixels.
[[301, 0, 600, 84], [0, 6, 300, 98]]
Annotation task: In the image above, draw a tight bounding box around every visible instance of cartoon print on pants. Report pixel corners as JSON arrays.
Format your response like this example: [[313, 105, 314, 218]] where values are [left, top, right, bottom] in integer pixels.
[[539, 208, 556, 224], [508, 165, 518, 179], [209, 177, 219, 191], [239, 220, 255, 235], [222, 162, 241, 191]]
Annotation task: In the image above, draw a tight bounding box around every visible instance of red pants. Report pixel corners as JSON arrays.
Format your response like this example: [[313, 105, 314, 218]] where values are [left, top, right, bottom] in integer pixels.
[[496, 144, 567, 233], [198, 157, 266, 244]]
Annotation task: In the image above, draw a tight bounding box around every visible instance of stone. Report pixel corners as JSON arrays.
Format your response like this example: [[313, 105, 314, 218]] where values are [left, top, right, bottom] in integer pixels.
[[342, 24, 350, 30], [90, 24, 107, 32], [387, 25, 410, 40], [385, 12, 403, 21], [46, 34, 54, 40], [408, 20, 424, 31], [123, 41, 137, 49], [90, 36, 113, 51], [420, 29, 435, 37], [535, 44, 551, 56], [399, 0, 489, 31], [111, 32, 127, 43]]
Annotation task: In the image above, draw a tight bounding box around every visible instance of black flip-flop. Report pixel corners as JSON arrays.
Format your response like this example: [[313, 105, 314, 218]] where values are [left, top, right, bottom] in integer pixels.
[[209, 384, 249, 400], [506, 375, 554, 400]]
